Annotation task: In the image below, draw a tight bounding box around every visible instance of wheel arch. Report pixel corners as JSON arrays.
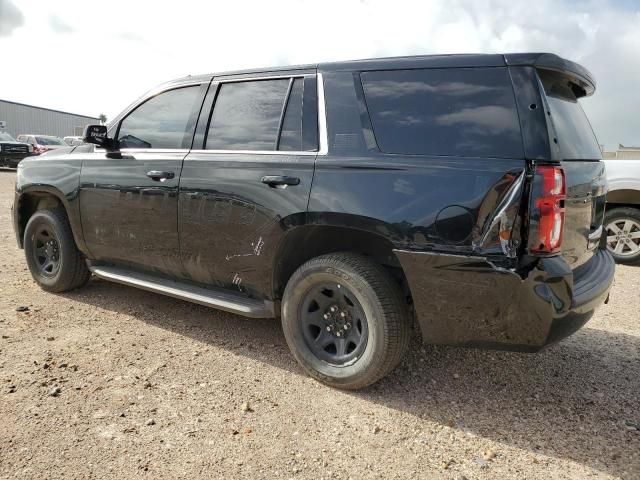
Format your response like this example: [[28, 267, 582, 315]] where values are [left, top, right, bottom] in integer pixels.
[[606, 188, 640, 207], [16, 186, 86, 254], [271, 217, 411, 304]]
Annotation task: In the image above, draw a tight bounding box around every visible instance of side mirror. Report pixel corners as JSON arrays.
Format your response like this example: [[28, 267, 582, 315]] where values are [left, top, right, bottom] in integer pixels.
[[83, 124, 119, 152], [83, 125, 108, 146]]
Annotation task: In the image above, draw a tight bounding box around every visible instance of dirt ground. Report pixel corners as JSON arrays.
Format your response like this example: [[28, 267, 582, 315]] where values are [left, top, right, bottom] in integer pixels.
[[0, 168, 638, 480]]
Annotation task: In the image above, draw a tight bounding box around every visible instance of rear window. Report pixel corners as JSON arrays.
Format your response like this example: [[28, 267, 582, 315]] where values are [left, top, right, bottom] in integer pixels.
[[361, 67, 523, 158], [538, 69, 601, 160], [36, 136, 66, 146]]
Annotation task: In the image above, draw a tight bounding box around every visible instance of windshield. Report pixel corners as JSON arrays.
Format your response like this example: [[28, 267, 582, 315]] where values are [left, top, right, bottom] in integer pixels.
[[35, 136, 66, 146], [538, 69, 601, 160], [0, 132, 17, 142]]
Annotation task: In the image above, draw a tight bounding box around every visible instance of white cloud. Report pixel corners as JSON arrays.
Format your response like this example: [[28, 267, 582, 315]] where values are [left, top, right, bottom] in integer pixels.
[[0, 0, 638, 148], [0, 0, 24, 37]]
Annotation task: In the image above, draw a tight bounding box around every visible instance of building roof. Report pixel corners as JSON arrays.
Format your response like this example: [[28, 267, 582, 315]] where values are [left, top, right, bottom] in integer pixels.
[[0, 98, 99, 120]]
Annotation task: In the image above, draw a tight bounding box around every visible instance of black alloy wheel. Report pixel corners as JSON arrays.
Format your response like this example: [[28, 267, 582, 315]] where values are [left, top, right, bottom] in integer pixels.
[[299, 283, 369, 366], [31, 226, 61, 277]]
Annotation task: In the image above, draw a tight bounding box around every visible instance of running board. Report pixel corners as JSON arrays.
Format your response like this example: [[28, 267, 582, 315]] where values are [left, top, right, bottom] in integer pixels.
[[88, 265, 274, 318]]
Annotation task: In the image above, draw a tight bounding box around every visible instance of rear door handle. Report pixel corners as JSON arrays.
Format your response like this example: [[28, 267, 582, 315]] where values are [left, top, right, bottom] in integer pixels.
[[261, 175, 300, 188], [146, 170, 175, 181]]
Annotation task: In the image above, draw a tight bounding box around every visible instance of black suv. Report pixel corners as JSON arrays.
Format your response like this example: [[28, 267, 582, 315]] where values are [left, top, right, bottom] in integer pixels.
[[12, 53, 615, 389]]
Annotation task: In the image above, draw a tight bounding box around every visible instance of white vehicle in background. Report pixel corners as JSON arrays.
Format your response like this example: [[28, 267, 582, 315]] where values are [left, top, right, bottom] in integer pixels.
[[63, 136, 84, 146], [605, 159, 640, 264]]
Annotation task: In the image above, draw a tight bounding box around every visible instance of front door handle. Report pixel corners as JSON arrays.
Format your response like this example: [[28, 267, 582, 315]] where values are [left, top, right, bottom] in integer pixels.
[[146, 170, 175, 181], [261, 175, 300, 188]]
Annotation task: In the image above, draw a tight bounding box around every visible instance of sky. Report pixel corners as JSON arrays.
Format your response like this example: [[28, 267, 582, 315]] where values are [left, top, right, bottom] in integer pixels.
[[0, 0, 638, 150]]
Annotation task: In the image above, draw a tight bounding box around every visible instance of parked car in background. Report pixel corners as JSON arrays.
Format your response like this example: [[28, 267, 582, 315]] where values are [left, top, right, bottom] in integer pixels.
[[16, 135, 68, 155], [12, 53, 615, 389], [605, 159, 640, 264], [0, 132, 32, 168], [63, 136, 85, 146]]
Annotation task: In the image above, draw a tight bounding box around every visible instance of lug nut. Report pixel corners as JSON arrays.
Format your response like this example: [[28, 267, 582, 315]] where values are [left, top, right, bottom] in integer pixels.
[[345, 323, 351, 330], [330, 306, 337, 312], [340, 312, 346, 317], [323, 314, 329, 319], [336, 331, 342, 337], [326, 326, 331, 331]]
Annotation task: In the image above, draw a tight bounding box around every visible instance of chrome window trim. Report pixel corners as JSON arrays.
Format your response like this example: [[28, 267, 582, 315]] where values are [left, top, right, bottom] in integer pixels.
[[115, 148, 190, 154], [213, 73, 306, 83], [188, 149, 317, 156], [317, 73, 328, 155]]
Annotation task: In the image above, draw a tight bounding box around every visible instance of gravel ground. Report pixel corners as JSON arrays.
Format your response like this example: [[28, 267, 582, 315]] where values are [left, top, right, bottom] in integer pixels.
[[0, 168, 639, 480]]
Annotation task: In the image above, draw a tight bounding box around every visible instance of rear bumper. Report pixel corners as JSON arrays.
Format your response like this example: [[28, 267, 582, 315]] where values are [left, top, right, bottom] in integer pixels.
[[544, 248, 614, 345], [394, 248, 615, 352]]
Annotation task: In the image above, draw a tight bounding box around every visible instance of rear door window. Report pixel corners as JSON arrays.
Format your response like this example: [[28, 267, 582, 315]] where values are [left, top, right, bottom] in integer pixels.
[[538, 69, 601, 160], [361, 67, 523, 158], [206, 78, 306, 151], [117, 86, 201, 149]]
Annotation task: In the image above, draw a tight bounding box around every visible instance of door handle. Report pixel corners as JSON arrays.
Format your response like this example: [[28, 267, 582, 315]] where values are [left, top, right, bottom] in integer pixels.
[[146, 170, 175, 181], [260, 175, 300, 188]]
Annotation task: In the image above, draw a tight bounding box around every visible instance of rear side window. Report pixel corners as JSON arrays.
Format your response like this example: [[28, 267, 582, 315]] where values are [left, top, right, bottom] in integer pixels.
[[117, 86, 200, 149], [361, 67, 523, 158], [538, 69, 601, 160], [206, 78, 305, 151]]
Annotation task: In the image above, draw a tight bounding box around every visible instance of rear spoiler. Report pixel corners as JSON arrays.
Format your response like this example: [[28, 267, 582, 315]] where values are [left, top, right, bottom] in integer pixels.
[[504, 53, 596, 97]]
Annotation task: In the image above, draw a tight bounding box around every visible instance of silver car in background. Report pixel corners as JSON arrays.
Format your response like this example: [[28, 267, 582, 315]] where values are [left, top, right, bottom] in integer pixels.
[[605, 159, 640, 264]]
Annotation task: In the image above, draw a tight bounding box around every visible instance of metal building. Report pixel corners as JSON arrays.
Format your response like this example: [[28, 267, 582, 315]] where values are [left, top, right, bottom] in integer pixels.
[[0, 99, 99, 139], [602, 144, 640, 160]]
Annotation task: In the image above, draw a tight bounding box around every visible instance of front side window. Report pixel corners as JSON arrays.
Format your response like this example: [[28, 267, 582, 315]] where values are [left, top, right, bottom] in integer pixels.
[[361, 67, 523, 158], [206, 78, 304, 151], [117, 86, 200, 149]]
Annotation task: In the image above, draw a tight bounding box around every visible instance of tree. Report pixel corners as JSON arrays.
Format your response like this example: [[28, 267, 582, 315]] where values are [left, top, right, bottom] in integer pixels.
[[98, 113, 107, 125]]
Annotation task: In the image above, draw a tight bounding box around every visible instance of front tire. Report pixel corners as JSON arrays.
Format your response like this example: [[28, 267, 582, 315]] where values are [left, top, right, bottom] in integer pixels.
[[24, 208, 91, 292], [604, 207, 640, 265], [282, 253, 411, 390]]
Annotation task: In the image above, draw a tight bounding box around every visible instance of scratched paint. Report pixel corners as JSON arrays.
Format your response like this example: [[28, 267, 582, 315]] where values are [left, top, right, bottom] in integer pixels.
[[225, 236, 265, 261]]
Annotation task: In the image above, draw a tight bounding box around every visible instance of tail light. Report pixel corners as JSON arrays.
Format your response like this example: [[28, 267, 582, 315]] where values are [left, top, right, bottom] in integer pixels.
[[531, 165, 566, 254]]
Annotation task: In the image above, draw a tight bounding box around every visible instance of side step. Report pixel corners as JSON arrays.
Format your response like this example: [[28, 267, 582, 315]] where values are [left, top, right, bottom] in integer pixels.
[[88, 265, 274, 318]]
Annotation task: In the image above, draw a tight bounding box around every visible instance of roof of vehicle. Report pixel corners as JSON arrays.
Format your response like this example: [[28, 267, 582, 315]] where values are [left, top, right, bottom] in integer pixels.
[[168, 52, 595, 95], [110, 52, 596, 131], [20, 134, 62, 138]]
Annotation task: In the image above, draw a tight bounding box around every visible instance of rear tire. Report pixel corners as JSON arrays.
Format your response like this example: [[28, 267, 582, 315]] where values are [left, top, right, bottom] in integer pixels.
[[604, 207, 640, 265], [24, 208, 91, 292], [282, 253, 411, 390]]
